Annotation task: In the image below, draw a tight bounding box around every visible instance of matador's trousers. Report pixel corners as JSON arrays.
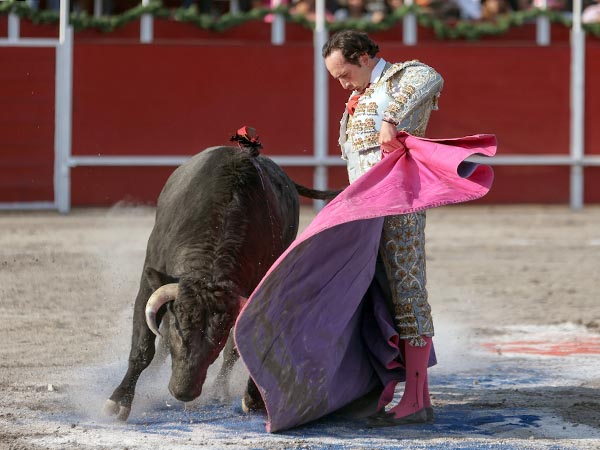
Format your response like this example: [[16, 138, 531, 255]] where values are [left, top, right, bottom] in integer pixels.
[[344, 145, 434, 347], [378, 212, 434, 347]]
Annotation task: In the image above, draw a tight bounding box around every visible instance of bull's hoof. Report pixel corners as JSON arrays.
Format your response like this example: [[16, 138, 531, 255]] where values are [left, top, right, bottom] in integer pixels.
[[242, 377, 265, 413], [103, 399, 131, 421], [103, 399, 119, 416], [241, 393, 265, 413], [241, 397, 252, 413]]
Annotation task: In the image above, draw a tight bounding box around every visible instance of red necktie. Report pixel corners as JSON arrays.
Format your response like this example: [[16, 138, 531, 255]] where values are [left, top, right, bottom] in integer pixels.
[[346, 94, 361, 116], [346, 84, 370, 116]]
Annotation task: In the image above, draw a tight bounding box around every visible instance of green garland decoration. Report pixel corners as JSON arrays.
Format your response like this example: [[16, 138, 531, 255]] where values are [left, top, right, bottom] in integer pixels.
[[0, 0, 168, 31], [0, 0, 598, 39], [417, 8, 577, 40], [171, 5, 275, 32]]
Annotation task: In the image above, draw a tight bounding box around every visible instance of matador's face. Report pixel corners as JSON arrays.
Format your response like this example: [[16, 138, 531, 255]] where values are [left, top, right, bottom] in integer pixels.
[[324, 50, 371, 93]]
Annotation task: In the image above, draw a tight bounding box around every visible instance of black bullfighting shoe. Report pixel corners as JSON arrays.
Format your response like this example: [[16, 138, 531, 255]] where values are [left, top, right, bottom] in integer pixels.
[[426, 406, 434, 422], [365, 407, 431, 427]]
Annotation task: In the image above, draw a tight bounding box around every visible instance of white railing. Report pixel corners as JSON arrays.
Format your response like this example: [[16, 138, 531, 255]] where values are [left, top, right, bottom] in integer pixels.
[[0, 2, 592, 212], [0, 0, 73, 211]]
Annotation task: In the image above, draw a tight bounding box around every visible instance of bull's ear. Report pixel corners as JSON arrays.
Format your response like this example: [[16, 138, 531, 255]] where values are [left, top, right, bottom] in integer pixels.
[[144, 266, 179, 291]]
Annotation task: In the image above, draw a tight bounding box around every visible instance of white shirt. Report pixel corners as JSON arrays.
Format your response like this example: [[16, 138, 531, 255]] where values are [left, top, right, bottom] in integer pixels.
[[370, 58, 387, 85]]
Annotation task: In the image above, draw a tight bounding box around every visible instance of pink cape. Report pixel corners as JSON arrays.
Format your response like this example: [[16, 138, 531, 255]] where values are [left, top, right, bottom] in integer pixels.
[[234, 132, 497, 432]]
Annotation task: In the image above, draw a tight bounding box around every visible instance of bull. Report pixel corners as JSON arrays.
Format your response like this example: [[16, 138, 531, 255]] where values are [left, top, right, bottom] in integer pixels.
[[103, 129, 338, 420]]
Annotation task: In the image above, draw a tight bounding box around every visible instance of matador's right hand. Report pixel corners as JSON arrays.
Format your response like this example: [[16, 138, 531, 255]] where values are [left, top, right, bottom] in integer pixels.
[[380, 129, 406, 158]]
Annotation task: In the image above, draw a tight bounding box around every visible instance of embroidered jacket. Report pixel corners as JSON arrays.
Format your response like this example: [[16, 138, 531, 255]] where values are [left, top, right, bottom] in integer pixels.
[[339, 60, 443, 183]]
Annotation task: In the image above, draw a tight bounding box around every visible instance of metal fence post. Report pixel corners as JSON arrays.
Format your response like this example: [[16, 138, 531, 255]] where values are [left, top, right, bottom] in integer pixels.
[[54, 0, 73, 213], [313, 0, 328, 210], [536, 0, 551, 46], [8, 13, 19, 42], [271, 0, 286, 45], [403, 0, 417, 46], [93, 0, 102, 17], [570, 0, 585, 210], [140, 0, 154, 44]]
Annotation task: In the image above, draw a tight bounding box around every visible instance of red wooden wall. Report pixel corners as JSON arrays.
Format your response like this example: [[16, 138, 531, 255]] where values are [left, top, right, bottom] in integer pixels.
[[0, 47, 55, 203], [1, 18, 599, 206]]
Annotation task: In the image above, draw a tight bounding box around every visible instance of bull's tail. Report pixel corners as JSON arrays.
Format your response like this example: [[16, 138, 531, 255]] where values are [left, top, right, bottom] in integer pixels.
[[294, 182, 342, 200], [229, 126, 341, 200]]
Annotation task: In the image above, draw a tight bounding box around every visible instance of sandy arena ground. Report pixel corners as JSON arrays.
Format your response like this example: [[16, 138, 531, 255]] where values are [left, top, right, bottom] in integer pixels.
[[1, 204, 599, 449]]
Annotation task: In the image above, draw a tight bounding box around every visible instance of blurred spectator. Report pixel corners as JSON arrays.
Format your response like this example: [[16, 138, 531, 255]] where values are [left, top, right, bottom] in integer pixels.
[[371, 0, 404, 23], [366, 0, 445, 20], [529, 1, 600, 15], [40, 0, 115, 14], [334, 0, 370, 21], [72, 0, 93, 13], [507, 0, 529, 10], [289, 0, 337, 20], [481, 0, 513, 20], [532, 0, 567, 10], [334, 0, 386, 22], [181, 0, 262, 15], [583, 0, 600, 23], [414, 0, 480, 20], [26, 0, 40, 10], [383, 0, 403, 12], [182, 0, 216, 15], [415, 0, 443, 14], [454, 0, 482, 19]]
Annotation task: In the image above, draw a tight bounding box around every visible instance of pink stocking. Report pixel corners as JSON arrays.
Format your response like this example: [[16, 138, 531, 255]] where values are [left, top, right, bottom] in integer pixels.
[[423, 370, 431, 409], [388, 336, 432, 419]]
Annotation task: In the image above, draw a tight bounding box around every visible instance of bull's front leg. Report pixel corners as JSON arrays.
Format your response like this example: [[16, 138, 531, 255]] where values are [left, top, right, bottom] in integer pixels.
[[212, 331, 239, 401], [242, 376, 265, 413], [103, 289, 158, 421]]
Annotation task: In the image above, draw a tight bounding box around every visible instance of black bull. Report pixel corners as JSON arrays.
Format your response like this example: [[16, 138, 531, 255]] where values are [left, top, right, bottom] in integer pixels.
[[103, 145, 339, 420]]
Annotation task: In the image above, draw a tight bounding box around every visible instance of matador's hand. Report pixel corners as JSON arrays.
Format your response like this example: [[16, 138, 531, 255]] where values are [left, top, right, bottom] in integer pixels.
[[379, 121, 401, 156]]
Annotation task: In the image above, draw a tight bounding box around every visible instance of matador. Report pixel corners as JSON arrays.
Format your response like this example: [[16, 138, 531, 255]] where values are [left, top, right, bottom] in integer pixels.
[[324, 29, 444, 426]]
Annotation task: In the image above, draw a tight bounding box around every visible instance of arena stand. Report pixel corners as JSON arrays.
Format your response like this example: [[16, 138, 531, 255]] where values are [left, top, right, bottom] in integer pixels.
[[0, 5, 599, 210]]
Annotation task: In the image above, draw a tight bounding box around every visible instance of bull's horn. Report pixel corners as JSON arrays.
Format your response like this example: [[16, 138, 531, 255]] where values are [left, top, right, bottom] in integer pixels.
[[145, 283, 179, 337]]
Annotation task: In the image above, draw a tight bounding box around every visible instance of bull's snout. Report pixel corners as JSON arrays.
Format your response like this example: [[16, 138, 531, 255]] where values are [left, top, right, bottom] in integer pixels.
[[168, 375, 205, 402]]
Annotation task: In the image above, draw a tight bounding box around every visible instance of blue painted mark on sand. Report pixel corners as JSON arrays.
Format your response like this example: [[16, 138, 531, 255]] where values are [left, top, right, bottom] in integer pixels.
[[47, 401, 561, 450], [429, 407, 541, 435]]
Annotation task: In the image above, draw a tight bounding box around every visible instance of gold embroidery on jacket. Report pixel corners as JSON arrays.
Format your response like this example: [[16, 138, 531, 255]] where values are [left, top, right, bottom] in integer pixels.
[[366, 102, 379, 115]]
